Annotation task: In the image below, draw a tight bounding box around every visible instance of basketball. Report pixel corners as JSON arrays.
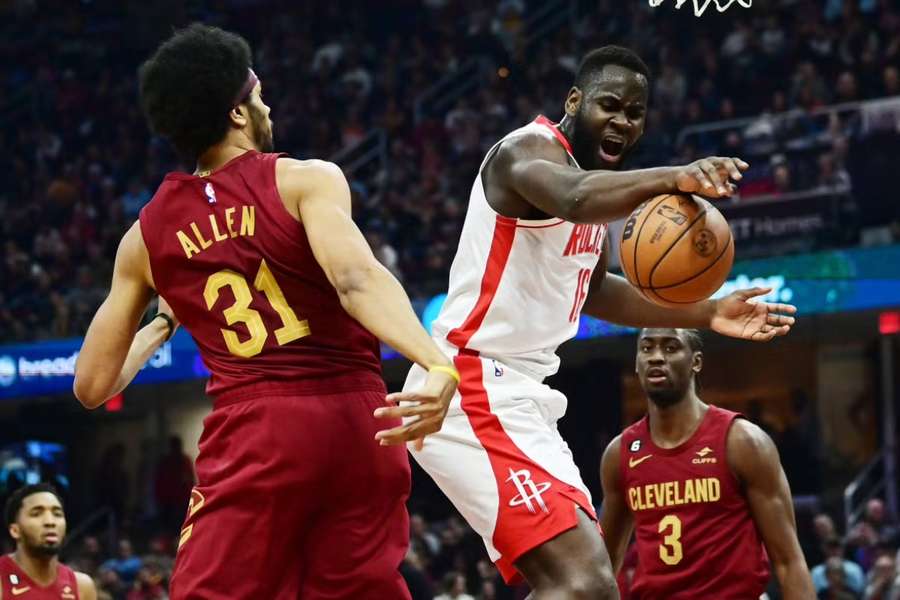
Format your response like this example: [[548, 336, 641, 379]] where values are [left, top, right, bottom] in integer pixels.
[[619, 194, 734, 306]]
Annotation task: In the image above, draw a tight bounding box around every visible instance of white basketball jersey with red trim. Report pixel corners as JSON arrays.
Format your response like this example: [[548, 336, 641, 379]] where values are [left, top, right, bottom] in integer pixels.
[[432, 116, 607, 378]]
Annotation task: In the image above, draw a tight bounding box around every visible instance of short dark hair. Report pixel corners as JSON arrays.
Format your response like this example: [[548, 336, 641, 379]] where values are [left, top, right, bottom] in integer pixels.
[[574, 46, 650, 90], [139, 23, 253, 161], [681, 329, 703, 353], [4, 483, 63, 527]]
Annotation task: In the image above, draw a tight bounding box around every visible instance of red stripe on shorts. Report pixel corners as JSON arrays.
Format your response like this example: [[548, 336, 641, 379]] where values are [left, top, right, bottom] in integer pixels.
[[453, 353, 598, 584]]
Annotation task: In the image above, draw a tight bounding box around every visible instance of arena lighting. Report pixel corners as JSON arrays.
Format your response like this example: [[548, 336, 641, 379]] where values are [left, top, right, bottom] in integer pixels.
[[880, 311, 900, 335], [104, 393, 124, 412]]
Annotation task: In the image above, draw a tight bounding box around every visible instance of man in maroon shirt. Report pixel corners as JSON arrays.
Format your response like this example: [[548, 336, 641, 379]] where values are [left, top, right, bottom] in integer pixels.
[[73, 24, 458, 599]]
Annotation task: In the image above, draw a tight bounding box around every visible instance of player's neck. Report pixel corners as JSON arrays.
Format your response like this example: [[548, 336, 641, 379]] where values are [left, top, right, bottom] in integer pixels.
[[647, 395, 707, 449], [557, 115, 576, 147], [195, 136, 257, 176], [13, 547, 58, 586]]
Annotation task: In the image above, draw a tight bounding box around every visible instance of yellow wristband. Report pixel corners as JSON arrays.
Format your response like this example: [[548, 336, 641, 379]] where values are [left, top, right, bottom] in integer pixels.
[[429, 365, 460, 383]]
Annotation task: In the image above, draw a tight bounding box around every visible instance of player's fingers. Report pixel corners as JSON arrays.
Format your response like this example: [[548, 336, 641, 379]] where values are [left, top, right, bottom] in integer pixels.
[[768, 302, 797, 315], [373, 402, 435, 420], [690, 167, 717, 195], [736, 287, 771, 300], [719, 158, 743, 181], [766, 313, 795, 327], [773, 324, 791, 337], [734, 157, 750, 170], [378, 416, 442, 446], [699, 161, 727, 195], [411, 437, 425, 452]]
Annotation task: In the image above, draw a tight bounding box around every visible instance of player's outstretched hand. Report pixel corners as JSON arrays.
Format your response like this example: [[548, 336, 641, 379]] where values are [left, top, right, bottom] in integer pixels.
[[710, 287, 797, 342], [373, 367, 458, 451], [676, 157, 749, 198]]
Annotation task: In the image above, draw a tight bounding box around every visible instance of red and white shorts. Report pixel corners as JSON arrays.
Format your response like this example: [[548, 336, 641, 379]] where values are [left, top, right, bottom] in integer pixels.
[[403, 351, 597, 584]]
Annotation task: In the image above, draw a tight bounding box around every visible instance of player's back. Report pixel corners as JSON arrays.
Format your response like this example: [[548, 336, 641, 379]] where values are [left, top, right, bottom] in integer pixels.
[[619, 405, 769, 600], [0, 555, 79, 599], [139, 151, 383, 398]]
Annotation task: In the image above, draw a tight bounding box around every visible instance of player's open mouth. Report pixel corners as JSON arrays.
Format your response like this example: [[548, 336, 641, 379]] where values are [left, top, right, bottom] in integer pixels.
[[599, 136, 625, 163]]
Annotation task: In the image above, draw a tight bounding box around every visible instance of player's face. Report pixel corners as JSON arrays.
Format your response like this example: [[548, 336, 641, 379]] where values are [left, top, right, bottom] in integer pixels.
[[636, 329, 701, 406], [567, 65, 648, 171], [9, 493, 66, 557], [245, 82, 274, 153]]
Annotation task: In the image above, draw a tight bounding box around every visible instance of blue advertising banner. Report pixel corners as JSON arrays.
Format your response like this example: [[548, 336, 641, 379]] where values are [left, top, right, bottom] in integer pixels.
[[2, 245, 899, 400]]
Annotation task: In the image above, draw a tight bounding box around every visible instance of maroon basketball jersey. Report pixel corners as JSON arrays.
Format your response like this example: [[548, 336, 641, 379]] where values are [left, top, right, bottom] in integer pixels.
[[0, 555, 79, 599], [139, 151, 383, 398], [619, 405, 770, 600]]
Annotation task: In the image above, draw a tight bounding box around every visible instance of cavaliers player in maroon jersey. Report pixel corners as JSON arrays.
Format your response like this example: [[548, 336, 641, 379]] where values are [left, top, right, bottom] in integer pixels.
[[72, 25, 459, 599], [600, 328, 815, 599], [1, 484, 96, 600]]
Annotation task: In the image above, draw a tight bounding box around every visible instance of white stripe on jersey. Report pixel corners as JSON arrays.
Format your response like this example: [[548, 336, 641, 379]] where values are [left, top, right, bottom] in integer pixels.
[[432, 117, 607, 379]]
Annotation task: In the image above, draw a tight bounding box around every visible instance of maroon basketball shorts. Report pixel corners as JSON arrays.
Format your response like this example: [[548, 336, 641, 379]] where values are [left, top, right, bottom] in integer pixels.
[[169, 383, 412, 600]]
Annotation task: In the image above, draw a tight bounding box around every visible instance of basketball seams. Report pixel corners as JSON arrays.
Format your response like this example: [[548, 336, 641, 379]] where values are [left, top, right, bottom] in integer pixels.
[[646, 205, 708, 290], [649, 232, 734, 303], [649, 229, 734, 291], [631, 194, 674, 292]]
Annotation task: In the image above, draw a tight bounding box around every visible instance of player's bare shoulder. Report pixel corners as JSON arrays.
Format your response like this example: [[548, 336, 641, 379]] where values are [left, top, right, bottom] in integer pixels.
[[274, 158, 350, 218], [484, 127, 572, 218], [726, 417, 780, 482], [75, 570, 98, 600]]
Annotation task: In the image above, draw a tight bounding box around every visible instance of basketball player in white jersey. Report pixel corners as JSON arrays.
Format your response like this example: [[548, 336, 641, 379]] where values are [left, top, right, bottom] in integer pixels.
[[379, 46, 797, 598]]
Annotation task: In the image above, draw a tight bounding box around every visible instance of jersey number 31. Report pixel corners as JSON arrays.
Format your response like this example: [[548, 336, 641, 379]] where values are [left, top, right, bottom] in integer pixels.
[[204, 259, 310, 358]]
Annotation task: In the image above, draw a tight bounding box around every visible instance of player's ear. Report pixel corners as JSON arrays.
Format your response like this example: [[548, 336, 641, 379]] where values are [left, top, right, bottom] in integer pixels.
[[229, 105, 249, 128], [692, 351, 703, 374], [8, 523, 20, 541], [564, 87, 582, 117]]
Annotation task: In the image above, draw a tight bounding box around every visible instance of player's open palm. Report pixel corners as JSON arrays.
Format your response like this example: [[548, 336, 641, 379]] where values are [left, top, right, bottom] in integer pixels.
[[711, 287, 797, 342], [374, 368, 458, 451], [676, 156, 749, 198]]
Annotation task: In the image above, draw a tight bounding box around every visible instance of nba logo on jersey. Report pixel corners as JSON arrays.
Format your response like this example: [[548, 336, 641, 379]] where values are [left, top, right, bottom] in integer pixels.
[[204, 182, 217, 204], [9, 574, 18, 585]]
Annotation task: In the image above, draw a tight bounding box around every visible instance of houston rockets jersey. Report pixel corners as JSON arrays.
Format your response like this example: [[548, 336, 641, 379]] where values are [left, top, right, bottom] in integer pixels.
[[620, 406, 770, 599], [431, 116, 607, 379], [139, 151, 383, 398], [0, 555, 79, 599]]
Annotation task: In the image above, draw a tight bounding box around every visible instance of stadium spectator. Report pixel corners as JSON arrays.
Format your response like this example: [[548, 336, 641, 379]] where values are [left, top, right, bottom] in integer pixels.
[[100, 538, 143, 588], [434, 571, 476, 600], [865, 553, 898, 600], [812, 536, 867, 597], [819, 556, 863, 600]]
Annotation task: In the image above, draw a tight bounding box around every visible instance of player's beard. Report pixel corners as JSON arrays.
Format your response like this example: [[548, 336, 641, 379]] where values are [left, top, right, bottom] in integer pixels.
[[248, 104, 274, 153], [570, 105, 633, 171], [23, 536, 62, 558], [646, 386, 684, 408]]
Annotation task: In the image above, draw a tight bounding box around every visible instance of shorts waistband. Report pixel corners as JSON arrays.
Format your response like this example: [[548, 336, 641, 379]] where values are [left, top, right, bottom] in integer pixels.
[[212, 370, 386, 409]]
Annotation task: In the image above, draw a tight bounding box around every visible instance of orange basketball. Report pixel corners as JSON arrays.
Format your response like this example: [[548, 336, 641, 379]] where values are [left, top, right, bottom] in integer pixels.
[[619, 194, 734, 307]]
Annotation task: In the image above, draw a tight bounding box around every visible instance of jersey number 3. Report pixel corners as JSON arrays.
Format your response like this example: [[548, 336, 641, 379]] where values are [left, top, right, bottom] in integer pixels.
[[658, 514, 683, 566], [204, 259, 310, 357]]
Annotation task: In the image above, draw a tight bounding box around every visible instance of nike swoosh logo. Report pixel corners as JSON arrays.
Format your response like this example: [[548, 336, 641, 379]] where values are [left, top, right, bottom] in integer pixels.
[[12, 586, 31, 596], [629, 455, 653, 468]]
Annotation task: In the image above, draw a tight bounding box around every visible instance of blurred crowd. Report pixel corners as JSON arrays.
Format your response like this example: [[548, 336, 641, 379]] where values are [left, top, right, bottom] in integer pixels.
[[2, 0, 900, 342]]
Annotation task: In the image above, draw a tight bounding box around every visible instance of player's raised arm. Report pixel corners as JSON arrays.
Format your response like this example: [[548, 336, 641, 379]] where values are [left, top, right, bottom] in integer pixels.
[[74, 222, 155, 409], [277, 158, 457, 447], [727, 419, 816, 600], [599, 435, 634, 573], [490, 131, 747, 224]]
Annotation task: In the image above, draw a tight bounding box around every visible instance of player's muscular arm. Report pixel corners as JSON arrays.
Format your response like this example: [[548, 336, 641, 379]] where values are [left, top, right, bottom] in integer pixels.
[[278, 158, 457, 447], [490, 132, 746, 223], [728, 420, 816, 600], [74, 222, 155, 409], [599, 436, 634, 573], [583, 238, 796, 341], [76, 571, 98, 600]]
